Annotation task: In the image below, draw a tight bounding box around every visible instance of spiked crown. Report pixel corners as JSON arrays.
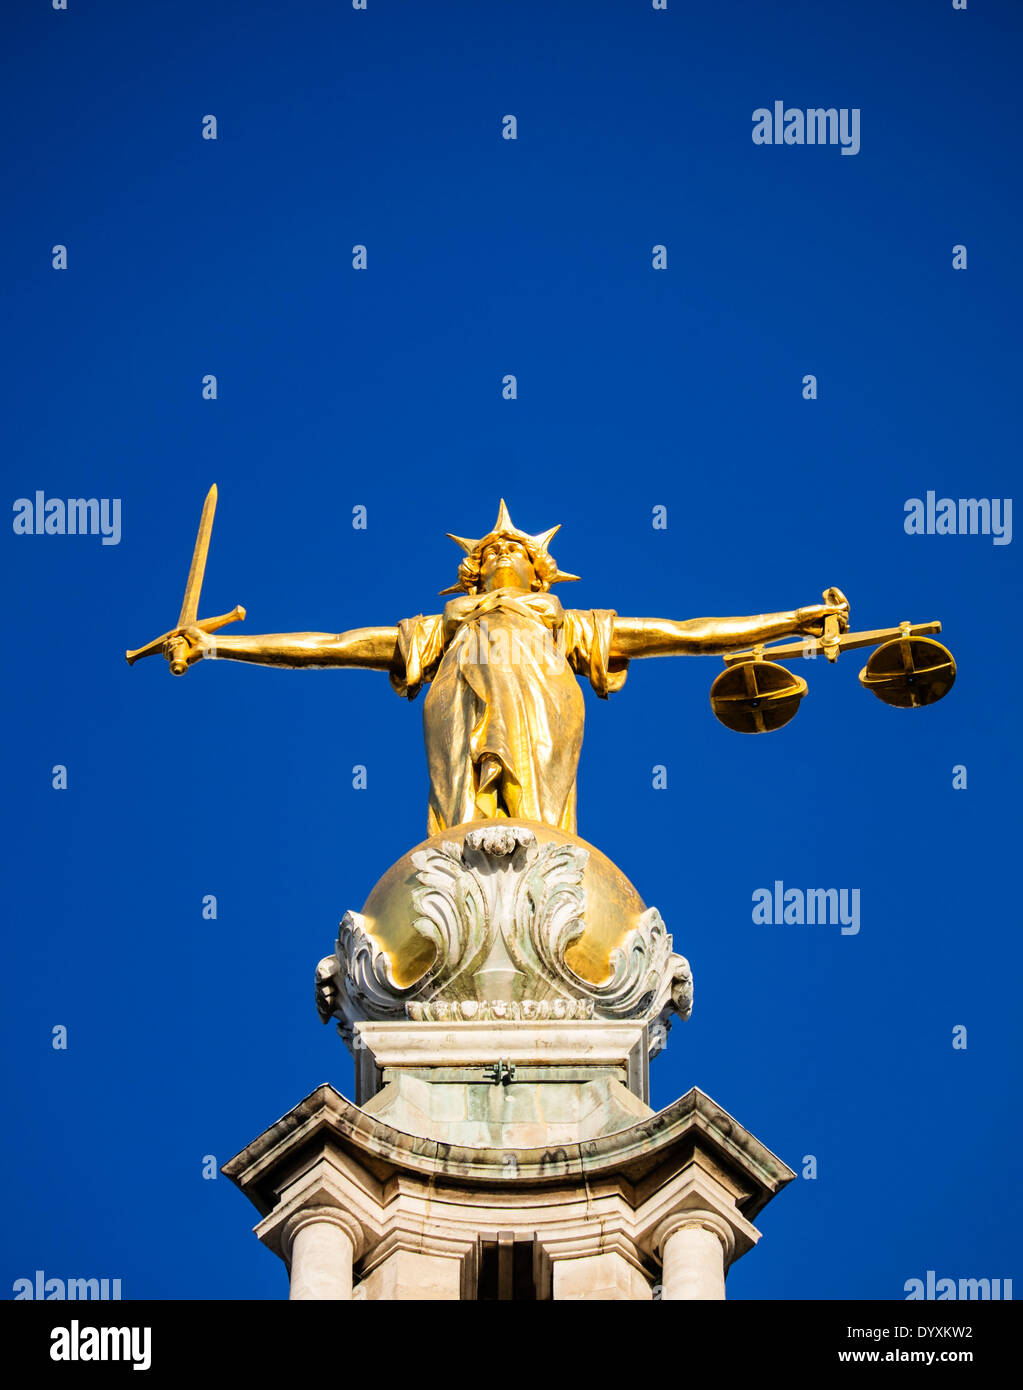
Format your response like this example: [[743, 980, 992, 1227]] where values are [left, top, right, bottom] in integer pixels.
[[440, 499, 581, 595]]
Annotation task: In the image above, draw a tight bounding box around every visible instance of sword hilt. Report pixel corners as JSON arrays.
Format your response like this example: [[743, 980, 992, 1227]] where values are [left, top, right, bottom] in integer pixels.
[[167, 636, 190, 676], [126, 606, 246, 669]]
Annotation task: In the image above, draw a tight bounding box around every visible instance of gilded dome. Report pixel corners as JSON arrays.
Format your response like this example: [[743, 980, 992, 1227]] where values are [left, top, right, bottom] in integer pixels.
[[360, 818, 648, 989]]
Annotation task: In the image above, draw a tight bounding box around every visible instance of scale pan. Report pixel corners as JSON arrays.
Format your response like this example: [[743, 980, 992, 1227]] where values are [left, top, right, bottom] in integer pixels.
[[858, 636, 956, 709], [709, 660, 808, 734]]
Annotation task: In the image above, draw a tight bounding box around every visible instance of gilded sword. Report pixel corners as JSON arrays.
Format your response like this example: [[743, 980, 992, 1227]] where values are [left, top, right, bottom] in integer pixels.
[[125, 483, 246, 674]]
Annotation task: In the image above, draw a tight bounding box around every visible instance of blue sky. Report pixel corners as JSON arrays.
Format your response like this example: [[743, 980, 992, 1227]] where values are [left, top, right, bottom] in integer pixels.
[[2, 0, 1020, 1299]]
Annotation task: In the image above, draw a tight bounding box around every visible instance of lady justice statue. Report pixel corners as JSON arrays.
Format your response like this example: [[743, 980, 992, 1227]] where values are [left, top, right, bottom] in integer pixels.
[[127, 489, 949, 1102], [127, 492, 850, 836], [131, 492, 955, 1300]]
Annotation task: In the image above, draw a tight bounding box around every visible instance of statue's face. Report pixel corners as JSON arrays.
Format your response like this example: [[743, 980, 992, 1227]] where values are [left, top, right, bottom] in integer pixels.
[[479, 538, 536, 592]]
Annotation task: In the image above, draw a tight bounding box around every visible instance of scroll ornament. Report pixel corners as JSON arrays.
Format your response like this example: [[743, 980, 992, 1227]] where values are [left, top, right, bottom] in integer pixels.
[[316, 826, 692, 1057]]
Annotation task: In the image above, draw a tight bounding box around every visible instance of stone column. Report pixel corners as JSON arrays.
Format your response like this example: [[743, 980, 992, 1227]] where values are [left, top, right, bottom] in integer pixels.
[[655, 1212, 735, 1301], [282, 1207, 360, 1301]]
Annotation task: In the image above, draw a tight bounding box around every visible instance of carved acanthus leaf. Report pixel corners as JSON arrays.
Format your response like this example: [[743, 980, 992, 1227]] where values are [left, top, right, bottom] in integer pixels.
[[317, 829, 693, 1053]]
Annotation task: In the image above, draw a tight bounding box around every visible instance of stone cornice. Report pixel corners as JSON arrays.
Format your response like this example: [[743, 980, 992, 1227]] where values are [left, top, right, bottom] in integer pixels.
[[222, 1082, 795, 1221]]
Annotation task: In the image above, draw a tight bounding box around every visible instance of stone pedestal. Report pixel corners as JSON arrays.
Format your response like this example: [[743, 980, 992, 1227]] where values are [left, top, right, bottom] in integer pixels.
[[223, 1082, 793, 1300], [354, 1018, 653, 1144]]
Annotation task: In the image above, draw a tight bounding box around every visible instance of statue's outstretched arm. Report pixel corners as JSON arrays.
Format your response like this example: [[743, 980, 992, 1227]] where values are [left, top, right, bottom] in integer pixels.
[[177, 624, 400, 671], [612, 590, 849, 659]]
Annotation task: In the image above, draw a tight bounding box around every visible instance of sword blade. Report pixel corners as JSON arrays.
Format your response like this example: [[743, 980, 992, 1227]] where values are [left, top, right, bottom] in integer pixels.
[[176, 484, 218, 629]]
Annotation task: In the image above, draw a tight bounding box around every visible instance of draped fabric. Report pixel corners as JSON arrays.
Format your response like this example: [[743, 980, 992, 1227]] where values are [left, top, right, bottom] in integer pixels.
[[388, 589, 629, 834]]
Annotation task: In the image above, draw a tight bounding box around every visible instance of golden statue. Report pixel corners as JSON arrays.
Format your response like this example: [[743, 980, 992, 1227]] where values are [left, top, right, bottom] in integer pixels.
[[127, 490, 955, 835]]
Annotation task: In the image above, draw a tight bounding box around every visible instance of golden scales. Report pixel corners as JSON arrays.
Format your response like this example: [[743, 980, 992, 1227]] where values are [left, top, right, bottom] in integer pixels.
[[708, 603, 956, 734]]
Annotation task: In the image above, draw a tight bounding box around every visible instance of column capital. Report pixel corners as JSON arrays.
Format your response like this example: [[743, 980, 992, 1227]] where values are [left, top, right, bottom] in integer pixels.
[[652, 1209, 735, 1266], [534, 1225, 646, 1273], [281, 1204, 364, 1263]]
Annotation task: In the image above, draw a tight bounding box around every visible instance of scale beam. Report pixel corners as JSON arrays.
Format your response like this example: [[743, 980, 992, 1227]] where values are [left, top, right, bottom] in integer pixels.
[[721, 621, 942, 667]]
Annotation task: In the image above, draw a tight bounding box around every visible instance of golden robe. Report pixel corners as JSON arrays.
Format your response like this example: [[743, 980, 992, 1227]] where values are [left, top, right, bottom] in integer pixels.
[[389, 589, 629, 834]]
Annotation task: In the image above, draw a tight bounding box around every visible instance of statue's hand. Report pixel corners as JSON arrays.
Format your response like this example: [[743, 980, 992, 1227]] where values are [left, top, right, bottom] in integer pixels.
[[795, 587, 850, 638], [163, 624, 213, 672]]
